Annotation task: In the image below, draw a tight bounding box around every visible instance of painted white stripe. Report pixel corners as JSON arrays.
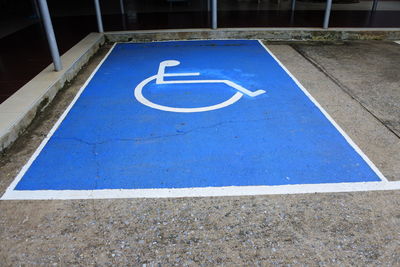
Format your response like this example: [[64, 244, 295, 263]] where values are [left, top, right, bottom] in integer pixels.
[[257, 40, 388, 183], [1, 40, 394, 201], [2, 181, 400, 200], [395, 41, 400, 45]]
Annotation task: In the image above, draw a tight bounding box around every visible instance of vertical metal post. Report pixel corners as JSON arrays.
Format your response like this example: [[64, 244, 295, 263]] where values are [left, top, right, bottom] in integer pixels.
[[94, 0, 104, 33], [119, 0, 125, 14], [290, 0, 296, 25], [37, 0, 62, 71], [211, 0, 217, 29], [323, 0, 332, 29], [120, 0, 127, 30], [372, 0, 378, 11]]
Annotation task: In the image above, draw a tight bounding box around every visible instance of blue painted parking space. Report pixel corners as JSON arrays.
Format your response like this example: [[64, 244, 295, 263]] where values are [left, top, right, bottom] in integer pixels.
[[6, 40, 384, 197]]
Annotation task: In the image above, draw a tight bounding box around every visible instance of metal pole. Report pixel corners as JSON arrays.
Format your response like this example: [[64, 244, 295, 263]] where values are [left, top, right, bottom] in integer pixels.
[[94, 0, 104, 33], [290, 0, 296, 25], [372, 0, 378, 12], [37, 0, 62, 71], [120, 0, 127, 30], [323, 0, 332, 29], [211, 0, 217, 29], [119, 0, 125, 14], [291, 0, 296, 11]]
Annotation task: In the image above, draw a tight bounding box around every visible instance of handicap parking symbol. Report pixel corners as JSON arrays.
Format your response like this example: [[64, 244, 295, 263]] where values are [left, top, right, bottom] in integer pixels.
[[1, 39, 388, 200], [134, 60, 266, 113]]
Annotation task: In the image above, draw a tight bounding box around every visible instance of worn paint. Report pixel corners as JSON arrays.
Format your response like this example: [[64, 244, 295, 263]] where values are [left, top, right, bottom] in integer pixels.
[[1, 40, 389, 200]]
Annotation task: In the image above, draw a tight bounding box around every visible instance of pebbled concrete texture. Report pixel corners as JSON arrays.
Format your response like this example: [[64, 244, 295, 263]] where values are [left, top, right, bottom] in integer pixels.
[[0, 192, 400, 266], [0, 41, 399, 265]]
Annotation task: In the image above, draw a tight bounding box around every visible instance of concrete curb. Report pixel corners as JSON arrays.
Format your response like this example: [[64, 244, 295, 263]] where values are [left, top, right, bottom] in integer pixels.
[[105, 28, 400, 42], [0, 33, 105, 153]]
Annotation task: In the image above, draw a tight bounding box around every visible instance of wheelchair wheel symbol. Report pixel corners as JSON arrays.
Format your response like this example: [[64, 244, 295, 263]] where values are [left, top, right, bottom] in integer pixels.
[[134, 60, 266, 113]]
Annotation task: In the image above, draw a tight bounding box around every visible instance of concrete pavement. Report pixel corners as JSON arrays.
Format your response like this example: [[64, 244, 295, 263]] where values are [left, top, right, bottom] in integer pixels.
[[0, 41, 399, 265]]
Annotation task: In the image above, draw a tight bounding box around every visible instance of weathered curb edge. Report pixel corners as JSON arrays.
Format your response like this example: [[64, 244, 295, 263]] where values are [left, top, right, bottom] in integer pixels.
[[105, 28, 400, 42], [0, 32, 105, 153]]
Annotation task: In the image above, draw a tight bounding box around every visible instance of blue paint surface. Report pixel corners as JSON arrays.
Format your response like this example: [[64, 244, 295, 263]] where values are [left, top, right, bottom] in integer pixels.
[[15, 40, 381, 190]]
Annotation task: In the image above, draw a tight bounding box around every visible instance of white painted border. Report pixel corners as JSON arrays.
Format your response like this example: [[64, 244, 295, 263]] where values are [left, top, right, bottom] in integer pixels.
[[257, 40, 388, 183], [3, 181, 400, 200], [395, 41, 400, 45], [1, 40, 394, 200]]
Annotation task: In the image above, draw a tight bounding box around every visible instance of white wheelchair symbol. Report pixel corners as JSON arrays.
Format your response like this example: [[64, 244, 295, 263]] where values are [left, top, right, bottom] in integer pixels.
[[134, 60, 266, 113]]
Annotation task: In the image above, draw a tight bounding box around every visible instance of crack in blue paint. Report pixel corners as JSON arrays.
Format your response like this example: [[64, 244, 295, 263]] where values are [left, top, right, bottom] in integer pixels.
[[53, 118, 268, 145], [14, 40, 382, 191]]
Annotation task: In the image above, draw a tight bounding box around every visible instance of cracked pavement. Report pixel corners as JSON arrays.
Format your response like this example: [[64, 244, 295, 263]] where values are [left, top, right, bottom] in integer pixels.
[[0, 41, 399, 265], [52, 118, 269, 145]]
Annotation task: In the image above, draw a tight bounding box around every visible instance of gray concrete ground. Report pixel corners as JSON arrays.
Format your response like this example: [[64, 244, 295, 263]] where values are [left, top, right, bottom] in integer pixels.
[[292, 41, 400, 137], [0, 41, 399, 266]]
